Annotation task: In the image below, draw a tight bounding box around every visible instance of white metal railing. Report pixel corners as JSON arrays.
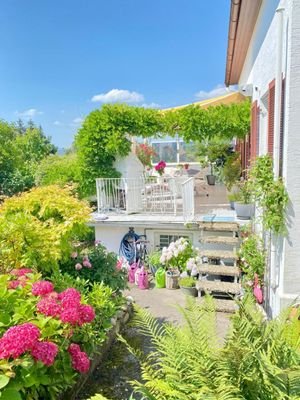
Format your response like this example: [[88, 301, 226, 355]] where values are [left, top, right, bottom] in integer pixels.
[[96, 176, 195, 218], [182, 177, 195, 220]]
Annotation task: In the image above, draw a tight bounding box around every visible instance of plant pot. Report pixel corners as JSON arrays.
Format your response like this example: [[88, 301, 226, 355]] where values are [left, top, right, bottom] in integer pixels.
[[166, 269, 180, 289], [235, 202, 254, 220], [206, 175, 216, 185], [179, 286, 197, 297], [229, 201, 235, 210]]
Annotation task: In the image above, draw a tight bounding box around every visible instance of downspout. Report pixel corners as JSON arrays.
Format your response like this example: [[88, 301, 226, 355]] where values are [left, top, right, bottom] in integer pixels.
[[273, 7, 285, 178]]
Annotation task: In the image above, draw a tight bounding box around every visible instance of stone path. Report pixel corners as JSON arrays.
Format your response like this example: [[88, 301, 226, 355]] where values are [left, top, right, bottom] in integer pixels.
[[124, 283, 231, 338]]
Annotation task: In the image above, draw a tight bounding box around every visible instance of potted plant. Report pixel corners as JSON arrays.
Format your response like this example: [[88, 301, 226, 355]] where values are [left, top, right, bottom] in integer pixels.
[[160, 237, 195, 289], [234, 181, 254, 220], [154, 160, 167, 184], [147, 250, 163, 275], [197, 138, 231, 186], [227, 192, 239, 210], [179, 276, 197, 297]]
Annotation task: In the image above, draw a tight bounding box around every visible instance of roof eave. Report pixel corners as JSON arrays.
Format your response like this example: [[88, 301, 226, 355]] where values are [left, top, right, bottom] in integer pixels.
[[225, 0, 262, 86]]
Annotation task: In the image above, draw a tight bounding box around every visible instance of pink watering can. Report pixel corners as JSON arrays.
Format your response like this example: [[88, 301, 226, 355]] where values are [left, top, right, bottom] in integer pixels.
[[128, 262, 138, 283], [253, 273, 263, 304], [138, 266, 149, 290]]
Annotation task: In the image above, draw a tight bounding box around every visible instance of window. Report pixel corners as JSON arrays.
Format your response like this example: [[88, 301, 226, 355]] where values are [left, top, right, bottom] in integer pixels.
[[154, 231, 193, 249]]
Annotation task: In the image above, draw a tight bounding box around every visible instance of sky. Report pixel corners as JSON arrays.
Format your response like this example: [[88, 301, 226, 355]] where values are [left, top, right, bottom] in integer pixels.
[[0, 0, 230, 148]]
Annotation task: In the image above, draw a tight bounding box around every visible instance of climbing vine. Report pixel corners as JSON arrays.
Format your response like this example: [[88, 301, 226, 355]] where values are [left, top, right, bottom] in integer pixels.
[[249, 155, 289, 235]]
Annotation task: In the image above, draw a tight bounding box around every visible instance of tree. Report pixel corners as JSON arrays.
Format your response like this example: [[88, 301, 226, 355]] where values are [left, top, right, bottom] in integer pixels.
[[0, 120, 57, 196], [35, 153, 81, 187]]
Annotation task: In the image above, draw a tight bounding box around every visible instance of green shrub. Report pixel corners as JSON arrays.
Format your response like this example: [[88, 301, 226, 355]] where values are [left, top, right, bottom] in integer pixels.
[[35, 153, 81, 188], [238, 234, 266, 280], [0, 185, 91, 274], [178, 276, 196, 287], [59, 243, 128, 292]]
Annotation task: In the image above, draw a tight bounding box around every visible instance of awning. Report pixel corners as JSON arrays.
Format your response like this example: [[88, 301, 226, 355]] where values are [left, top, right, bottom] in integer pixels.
[[163, 92, 246, 112]]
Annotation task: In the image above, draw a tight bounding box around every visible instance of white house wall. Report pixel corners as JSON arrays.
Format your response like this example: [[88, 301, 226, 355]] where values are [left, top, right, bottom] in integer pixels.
[[238, 0, 300, 315]]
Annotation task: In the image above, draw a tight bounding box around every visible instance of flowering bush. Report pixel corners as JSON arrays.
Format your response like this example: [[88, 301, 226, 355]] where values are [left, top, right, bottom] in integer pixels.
[[186, 255, 202, 276], [154, 160, 167, 176], [136, 143, 157, 167], [60, 242, 127, 292], [0, 271, 106, 399], [159, 238, 195, 272]]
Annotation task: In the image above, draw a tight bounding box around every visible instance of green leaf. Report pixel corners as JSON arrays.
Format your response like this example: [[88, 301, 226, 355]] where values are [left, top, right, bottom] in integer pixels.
[[0, 388, 22, 400], [0, 375, 10, 390]]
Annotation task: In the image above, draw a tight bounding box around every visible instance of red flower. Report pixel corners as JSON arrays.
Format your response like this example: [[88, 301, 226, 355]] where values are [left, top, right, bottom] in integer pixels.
[[10, 268, 33, 277], [78, 305, 95, 325], [68, 344, 90, 373], [37, 298, 62, 317], [60, 307, 81, 325], [58, 288, 81, 308], [32, 281, 54, 296], [31, 341, 58, 366], [8, 280, 22, 289], [0, 323, 40, 359]]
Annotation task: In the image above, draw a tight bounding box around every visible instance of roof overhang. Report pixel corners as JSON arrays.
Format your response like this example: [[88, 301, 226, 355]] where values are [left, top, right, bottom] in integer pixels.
[[225, 0, 262, 86], [163, 92, 246, 112]]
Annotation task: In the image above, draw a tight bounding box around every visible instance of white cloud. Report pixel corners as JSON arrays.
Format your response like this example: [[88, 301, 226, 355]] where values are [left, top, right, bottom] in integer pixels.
[[141, 102, 161, 109], [195, 84, 232, 101], [73, 117, 83, 124], [15, 108, 43, 118], [54, 120, 61, 126], [91, 89, 144, 104]]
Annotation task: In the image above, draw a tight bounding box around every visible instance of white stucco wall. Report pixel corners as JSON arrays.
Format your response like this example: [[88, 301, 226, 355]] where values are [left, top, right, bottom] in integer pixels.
[[94, 223, 201, 255], [239, 0, 300, 315]]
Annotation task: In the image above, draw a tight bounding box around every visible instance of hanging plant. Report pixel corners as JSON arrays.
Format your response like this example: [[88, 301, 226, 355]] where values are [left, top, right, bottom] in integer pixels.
[[249, 155, 289, 235]]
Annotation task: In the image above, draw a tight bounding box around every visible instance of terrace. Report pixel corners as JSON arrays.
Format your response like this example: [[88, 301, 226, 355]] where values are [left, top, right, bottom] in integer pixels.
[[95, 174, 231, 222]]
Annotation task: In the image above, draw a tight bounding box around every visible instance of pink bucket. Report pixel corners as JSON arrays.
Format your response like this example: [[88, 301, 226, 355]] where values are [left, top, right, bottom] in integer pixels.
[[137, 266, 149, 290], [128, 262, 138, 283]]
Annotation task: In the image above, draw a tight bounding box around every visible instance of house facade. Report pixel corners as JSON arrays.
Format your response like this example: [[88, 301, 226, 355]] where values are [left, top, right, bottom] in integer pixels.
[[225, 0, 300, 316]]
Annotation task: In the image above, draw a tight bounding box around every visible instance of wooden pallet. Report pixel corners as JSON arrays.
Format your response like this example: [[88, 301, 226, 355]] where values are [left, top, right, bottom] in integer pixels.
[[198, 264, 240, 278], [196, 280, 241, 296]]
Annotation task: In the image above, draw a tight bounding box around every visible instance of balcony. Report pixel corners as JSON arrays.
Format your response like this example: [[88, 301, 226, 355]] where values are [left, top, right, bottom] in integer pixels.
[[96, 176, 195, 220]]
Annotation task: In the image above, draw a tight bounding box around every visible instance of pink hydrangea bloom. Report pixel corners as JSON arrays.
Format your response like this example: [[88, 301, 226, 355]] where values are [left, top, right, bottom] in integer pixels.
[[31, 341, 58, 366], [60, 307, 81, 325], [32, 281, 54, 296], [10, 268, 33, 277], [0, 323, 40, 359], [82, 259, 92, 268], [75, 263, 82, 271], [71, 252, 78, 259], [78, 305, 95, 325], [68, 343, 81, 355], [8, 280, 22, 289], [68, 344, 90, 373], [37, 298, 62, 317], [58, 288, 81, 308]]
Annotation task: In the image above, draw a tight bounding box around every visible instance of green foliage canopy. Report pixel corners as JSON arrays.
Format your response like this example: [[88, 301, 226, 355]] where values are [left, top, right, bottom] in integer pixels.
[[35, 153, 81, 187], [0, 120, 57, 196], [75, 104, 163, 195]]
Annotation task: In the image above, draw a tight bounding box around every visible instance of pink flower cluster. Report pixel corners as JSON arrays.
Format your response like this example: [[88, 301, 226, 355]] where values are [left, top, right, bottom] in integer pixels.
[[74, 255, 92, 271], [0, 323, 58, 366], [32, 280, 54, 296], [0, 323, 40, 358], [37, 287, 95, 326], [8, 269, 33, 290], [31, 341, 58, 366], [68, 343, 90, 373], [154, 160, 166, 176]]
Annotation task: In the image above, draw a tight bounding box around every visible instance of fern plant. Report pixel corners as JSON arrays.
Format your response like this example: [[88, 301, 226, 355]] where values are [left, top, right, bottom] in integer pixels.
[[121, 297, 300, 400]]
